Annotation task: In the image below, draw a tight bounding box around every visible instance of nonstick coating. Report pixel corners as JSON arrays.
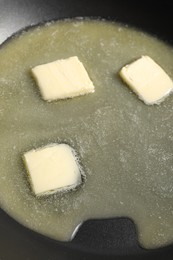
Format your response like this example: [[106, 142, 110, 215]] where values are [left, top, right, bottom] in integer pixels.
[[0, 0, 173, 259]]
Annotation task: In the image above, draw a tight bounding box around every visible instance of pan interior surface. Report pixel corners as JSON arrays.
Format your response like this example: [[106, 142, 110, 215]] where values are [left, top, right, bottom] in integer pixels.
[[0, 19, 173, 250]]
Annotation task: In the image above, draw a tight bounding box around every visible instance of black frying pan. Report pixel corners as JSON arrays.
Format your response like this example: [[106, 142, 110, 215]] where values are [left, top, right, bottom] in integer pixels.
[[0, 0, 173, 259]]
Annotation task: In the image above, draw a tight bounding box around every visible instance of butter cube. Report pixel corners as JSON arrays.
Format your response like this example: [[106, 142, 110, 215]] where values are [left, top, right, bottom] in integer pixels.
[[31, 56, 95, 101], [119, 56, 173, 105], [23, 144, 82, 196]]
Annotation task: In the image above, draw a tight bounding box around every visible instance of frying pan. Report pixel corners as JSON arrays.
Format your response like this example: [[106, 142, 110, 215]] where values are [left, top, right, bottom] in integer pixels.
[[0, 0, 173, 259]]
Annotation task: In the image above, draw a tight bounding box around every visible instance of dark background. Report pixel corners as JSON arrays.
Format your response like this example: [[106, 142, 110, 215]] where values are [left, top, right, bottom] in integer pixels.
[[0, 0, 173, 45]]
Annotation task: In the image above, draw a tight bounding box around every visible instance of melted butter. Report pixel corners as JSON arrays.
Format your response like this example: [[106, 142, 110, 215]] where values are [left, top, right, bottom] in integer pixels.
[[0, 19, 173, 249]]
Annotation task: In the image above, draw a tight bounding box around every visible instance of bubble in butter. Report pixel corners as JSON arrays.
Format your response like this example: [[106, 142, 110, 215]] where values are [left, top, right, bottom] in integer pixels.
[[0, 19, 173, 249]]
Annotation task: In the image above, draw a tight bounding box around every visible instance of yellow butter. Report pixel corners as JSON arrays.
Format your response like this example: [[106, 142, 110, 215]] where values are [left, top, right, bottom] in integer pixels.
[[120, 56, 173, 104], [23, 144, 81, 196], [31, 56, 95, 101]]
